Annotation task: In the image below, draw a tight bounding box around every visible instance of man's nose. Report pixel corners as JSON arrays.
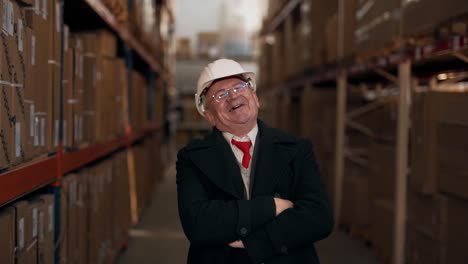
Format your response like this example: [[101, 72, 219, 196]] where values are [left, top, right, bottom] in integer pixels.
[[227, 88, 239, 99]]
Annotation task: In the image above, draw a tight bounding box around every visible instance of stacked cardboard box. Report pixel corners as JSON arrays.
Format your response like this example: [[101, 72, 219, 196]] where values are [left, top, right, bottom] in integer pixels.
[[354, 0, 401, 57], [66, 30, 128, 145], [299, 0, 337, 69], [0, 193, 55, 264], [407, 90, 468, 263], [152, 80, 165, 128], [325, 0, 359, 63], [131, 71, 149, 133], [176, 38, 192, 59], [0, 207, 15, 264], [197, 32, 220, 59], [69, 34, 85, 148], [341, 161, 369, 227], [257, 38, 273, 89], [57, 138, 163, 263], [300, 88, 336, 202], [402, 0, 468, 38], [270, 29, 285, 84], [1, 0, 26, 168], [371, 199, 394, 262]]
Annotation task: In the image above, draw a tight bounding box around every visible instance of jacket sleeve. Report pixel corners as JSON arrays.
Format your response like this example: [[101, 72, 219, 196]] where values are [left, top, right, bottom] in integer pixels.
[[176, 147, 276, 246], [242, 140, 334, 263]]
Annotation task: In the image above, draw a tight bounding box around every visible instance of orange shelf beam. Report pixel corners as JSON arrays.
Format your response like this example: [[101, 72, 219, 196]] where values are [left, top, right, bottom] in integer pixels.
[[62, 137, 125, 175], [0, 129, 151, 206], [84, 0, 163, 73], [0, 156, 58, 207]]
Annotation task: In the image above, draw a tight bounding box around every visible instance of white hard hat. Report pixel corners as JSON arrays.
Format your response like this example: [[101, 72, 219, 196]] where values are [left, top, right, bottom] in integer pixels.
[[195, 59, 256, 116]]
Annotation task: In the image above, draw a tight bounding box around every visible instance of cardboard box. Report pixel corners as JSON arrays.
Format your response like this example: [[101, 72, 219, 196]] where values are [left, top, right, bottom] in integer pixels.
[[23, 27, 37, 159], [0, 84, 14, 168], [369, 141, 396, 201], [65, 175, 79, 264], [444, 196, 468, 262], [341, 165, 370, 226], [410, 91, 439, 194], [96, 30, 117, 57], [38, 194, 54, 264], [76, 171, 89, 264], [48, 0, 60, 152], [354, 0, 400, 54], [0, 208, 15, 264], [411, 91, 468, 195], [23, 0, 53, 156], [407, 189, 448, 240], [437, 122, 468, 200], [70, 35, 84, 146], [59, 176, 69, 264], [299, 0, 337, 68], [28, 200, 42, 264], [406, 225, 444, 264], [12, 200, 30, 264], [284, 14, 297, 77], [300, 88, 336, 153], [402, 0, 468, 37], [325, 13, 338, 63], [436, 92, 468, 123], [8, 1, 28, 164], [176, 37, 192, 58], [270, 30, 284, 85], [63, 27, 74, 147], [82, 55, 97, 143], [371, 199, 394, 262], [87, 167, 101, 264], [115, 59, 127, 137], [197, 32, 220, 58]]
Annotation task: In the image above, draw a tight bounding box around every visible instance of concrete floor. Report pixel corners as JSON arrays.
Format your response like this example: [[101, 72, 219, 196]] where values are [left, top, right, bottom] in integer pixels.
[[117, 162, 381, 264]]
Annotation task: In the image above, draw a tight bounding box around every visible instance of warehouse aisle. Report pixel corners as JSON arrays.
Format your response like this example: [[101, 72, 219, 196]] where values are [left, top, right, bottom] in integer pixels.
[[117, 157, 381, 264], [117, 162, 189, 264]]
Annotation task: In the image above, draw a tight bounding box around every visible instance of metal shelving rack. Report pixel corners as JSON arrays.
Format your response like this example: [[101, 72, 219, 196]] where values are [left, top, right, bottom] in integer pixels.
[[0, 1, 171, 263], [260, 2, 468, 264], [84, 0, 164, 74]]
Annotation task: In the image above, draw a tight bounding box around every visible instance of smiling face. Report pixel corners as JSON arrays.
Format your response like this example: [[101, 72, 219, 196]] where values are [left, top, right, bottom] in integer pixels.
[[203, 76, 260, 136]]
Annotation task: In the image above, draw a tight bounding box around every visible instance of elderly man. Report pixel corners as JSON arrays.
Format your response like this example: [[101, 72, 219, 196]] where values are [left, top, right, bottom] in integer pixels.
[[176, 59, 333, 264]]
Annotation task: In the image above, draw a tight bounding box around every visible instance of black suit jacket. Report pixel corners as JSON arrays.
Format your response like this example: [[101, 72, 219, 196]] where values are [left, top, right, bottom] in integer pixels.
[[176, 120, 333, 264]]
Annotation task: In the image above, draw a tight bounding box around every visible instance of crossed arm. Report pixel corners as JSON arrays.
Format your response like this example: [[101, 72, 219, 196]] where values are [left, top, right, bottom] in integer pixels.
[[176, 141, 334, 263], [228, 197, 294, 248]]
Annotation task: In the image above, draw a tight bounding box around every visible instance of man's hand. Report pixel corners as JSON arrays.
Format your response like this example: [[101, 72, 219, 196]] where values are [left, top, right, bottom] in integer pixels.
[[274, 197, 294, 216], [228, 240, 245, 248]]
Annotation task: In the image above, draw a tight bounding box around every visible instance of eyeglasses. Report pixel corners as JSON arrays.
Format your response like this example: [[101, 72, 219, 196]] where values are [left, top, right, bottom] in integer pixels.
[[209, 81, 250, 103]]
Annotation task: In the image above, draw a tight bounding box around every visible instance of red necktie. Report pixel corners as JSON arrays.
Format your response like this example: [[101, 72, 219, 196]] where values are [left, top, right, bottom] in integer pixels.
[[231, 139, 252, 169]]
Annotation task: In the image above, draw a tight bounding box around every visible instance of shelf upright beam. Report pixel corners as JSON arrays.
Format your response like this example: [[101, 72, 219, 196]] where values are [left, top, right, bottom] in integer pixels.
[[393, 60, 411, 264], [334, 70, 347, 228]]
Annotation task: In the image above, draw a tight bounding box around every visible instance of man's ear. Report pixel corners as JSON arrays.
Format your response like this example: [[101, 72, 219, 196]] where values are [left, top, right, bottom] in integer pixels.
[[204, 110, 216, 126]]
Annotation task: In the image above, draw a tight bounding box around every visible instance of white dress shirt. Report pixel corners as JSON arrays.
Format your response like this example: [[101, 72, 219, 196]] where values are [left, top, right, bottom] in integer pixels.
[[222, 124, 258, 199]]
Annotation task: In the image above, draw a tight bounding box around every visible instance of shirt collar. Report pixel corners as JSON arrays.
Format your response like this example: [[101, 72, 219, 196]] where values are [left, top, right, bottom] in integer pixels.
[[222, 123, 258, 147]]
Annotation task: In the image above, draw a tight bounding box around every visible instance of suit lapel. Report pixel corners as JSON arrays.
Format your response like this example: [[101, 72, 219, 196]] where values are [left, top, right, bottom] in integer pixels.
[[188, 129, 245, 199], [251, 121, 297, 197]]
